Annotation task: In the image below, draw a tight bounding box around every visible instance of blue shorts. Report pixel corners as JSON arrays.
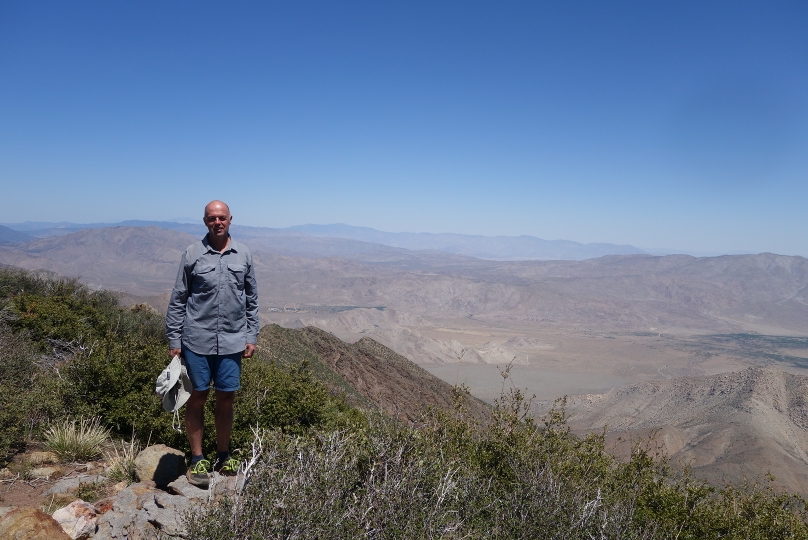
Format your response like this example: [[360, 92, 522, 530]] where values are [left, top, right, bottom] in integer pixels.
[[182, 346, 242, 392]]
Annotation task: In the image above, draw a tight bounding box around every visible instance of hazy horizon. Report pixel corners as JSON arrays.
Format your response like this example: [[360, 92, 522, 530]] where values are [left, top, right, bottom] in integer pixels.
[[0, 218, 775, 258]]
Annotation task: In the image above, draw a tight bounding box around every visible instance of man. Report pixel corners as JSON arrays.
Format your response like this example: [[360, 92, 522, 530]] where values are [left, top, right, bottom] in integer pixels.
[[165, 200, 259, 487]]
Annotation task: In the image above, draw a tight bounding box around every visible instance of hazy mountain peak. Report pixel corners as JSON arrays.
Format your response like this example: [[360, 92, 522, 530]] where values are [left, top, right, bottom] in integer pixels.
[[286, 223, 647, 260]]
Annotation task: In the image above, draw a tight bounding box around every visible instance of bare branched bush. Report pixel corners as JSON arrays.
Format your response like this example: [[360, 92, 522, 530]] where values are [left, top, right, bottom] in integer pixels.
[[188, 420, 474, 539], [186, 387, 808, 539]]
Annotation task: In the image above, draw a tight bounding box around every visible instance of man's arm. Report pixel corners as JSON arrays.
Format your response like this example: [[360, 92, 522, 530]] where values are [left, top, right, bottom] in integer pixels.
[[243, 254, 259, 358], [165, 252, 190, 357]]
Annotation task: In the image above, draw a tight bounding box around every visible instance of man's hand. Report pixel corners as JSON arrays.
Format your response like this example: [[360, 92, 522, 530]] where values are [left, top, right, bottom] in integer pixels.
[[243, 344, 256, 359], [169, 348, 182, 359]]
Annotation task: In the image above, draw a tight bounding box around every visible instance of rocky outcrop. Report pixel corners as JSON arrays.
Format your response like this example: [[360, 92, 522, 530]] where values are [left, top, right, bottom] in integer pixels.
[[93, 483, 191, 540], [0, 443, 246, 539], [92, 474, 241, 539]]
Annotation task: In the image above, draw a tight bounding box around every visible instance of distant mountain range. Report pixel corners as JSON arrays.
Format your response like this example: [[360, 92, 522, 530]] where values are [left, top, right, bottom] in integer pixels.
[[286, 223, 647, 260], [1, 220, 648, 261], [2, 225, 806, 335]]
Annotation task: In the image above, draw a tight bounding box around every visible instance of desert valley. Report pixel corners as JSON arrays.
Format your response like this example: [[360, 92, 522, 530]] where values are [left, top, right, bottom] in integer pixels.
[[2, 221, 808, 495]]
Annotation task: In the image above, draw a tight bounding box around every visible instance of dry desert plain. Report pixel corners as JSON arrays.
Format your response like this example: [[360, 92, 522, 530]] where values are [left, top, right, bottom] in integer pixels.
[[4, 225, 808, 492]]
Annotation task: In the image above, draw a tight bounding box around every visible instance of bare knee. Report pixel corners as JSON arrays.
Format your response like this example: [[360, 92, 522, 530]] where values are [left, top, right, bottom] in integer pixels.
[[215, 390, 235, 406], [187, 389, 209, 408]]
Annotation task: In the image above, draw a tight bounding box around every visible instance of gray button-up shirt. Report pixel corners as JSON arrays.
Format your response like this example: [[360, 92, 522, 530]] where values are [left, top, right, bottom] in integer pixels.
[[165, 236, 259, 355]]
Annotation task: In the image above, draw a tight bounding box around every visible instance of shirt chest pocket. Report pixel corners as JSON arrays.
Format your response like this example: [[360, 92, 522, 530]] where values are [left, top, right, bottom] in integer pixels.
[[227, 263, 246, 290], [191, 264, 218, 292]]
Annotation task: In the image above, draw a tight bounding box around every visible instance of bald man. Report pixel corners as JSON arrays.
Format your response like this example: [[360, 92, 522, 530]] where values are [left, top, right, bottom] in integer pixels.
[[165, 200, 259, 487]]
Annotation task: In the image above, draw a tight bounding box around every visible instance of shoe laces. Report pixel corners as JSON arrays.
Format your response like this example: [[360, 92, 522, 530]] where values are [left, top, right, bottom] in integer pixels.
[[220, 457, 240, 472], [190, 459, 211, 474]]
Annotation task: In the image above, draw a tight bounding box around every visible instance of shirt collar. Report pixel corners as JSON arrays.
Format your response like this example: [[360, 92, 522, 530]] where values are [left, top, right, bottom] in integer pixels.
[[202, 235, 238, 254]]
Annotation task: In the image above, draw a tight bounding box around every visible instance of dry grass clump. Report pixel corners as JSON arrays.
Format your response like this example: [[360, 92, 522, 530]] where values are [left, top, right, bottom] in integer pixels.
[[105, 437, 141, 484], [44, 417, 110, 462]]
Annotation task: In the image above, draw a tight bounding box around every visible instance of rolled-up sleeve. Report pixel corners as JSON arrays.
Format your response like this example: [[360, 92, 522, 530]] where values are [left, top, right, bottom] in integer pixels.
[[244, 254, 259, 344], [165, 251, 190, 350]]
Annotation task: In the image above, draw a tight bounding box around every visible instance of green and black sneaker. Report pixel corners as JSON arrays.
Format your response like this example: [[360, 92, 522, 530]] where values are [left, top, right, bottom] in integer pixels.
[[187, 458, 211, 488], [214, 456, 241, 476]]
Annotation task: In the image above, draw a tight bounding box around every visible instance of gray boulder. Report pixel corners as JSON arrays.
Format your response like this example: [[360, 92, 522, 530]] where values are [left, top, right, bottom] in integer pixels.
[[44, 475, 108, 496], [94, 483, 193, 539], [166, 475, 209, 500]]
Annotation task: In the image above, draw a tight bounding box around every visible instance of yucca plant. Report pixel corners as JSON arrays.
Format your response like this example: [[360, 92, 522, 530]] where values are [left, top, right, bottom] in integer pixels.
[[45, 417, 110, 462]]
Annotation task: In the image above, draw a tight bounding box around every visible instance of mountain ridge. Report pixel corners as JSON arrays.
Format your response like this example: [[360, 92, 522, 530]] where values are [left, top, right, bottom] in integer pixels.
[[0, 225, 32, 245], [257, 324, 491, 423], [1, 226, 806, 335], [2, 220, 648, 261], [561, 366, 808, 495], [286, 223, 648, 260]]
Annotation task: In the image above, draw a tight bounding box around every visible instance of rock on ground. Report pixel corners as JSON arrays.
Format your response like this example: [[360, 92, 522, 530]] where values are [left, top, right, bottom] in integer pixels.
[[43, 475, 108, 496], [167, 472, 243, 500], [27, 452, 59, 466], [29, 466, 61, 480], [133, 445, 186, 488], [0, 506, 72, 540], [52, 499, 97, 540], [94, 483, 193, 540]]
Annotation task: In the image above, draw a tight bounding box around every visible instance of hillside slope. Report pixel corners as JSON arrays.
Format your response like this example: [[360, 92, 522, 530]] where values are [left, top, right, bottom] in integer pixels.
[[256, 324, 490, 423], [563, 366, 808, 495], [0, 225, 32, 245], [0, 227, 197, 295]]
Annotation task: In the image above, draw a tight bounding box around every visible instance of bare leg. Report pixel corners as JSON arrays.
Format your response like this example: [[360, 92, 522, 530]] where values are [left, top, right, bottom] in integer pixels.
[[214, 390, 235, 454], [185, 389, 209, 456]]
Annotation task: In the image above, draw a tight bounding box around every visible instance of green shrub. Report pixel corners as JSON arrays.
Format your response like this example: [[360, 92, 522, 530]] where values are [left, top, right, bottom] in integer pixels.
[[231, 358, 366, 451], [0, 267, 367, 461], [73, 480, 108, 503], [0, 322, 65, 465], [61, 330, 188, 450]]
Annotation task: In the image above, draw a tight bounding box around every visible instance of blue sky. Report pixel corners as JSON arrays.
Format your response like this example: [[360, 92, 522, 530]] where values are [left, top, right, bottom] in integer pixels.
[[1, 1, 806, 255]]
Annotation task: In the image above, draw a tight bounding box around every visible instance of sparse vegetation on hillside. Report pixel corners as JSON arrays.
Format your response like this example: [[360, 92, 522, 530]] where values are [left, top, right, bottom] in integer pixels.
[[187, 387, 808, 539], [3, 266, 808, 537], [0, 267, 363, 465], [257, 324, 491, 423]]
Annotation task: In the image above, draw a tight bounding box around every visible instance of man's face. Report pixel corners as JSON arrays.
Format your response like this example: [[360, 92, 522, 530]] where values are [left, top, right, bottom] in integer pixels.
[[204, 204, 232, 239]]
